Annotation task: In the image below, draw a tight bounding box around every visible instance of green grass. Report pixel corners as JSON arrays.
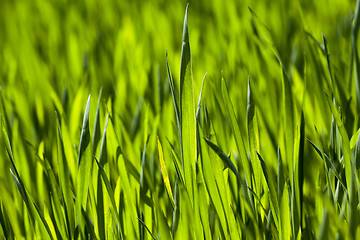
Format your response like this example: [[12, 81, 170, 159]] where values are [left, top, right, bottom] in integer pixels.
[[1, 0, 360, 239]]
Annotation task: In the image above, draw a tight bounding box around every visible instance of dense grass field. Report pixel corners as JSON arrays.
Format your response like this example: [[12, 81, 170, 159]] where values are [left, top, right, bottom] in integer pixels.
[[1, 0, 360, 239]]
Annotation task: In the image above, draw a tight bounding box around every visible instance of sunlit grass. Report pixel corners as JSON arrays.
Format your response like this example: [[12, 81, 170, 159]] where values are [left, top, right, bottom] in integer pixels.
[[1, 0, 360, 239]]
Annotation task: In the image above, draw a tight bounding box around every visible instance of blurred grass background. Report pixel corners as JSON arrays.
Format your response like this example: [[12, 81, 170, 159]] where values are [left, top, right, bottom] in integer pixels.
[[0, 0, 356, 181], [0, 0, 355, 152]]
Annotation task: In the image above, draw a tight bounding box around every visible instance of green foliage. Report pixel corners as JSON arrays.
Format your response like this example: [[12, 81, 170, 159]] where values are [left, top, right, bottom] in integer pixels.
[[1, 0, 360, 239]]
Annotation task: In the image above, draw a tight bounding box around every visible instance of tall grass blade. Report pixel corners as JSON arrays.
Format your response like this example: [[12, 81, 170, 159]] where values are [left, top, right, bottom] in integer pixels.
[[277, 147, 284, 207], [324, 92, 351, 188], [280, 180, 290, 240], [81, 207, 96, 239], [10, 169, 54, 240], [76, 94, 92, 233], [137, 218, 156, 240], [166, 51, 181, 140], [298, 112, 305, 230], [322, 35, 334, 94], [349, 132, 360, 238], [221, 78, 250, 187], [167, 139, 184, 185], [196, 73, 207, 160], [204, 138, 243, 186], [257, 151, 279, 228], [179, 3, 196, 204], [92, 88, 102, 155], [247, 77, 261, 196], [198, 183, 212, 240], [157, 136, 175, 208], [94, 156, 121, 225], [199, 129, 229, 238], [2, 118, 54, 239], [96, 113, 110, 240], [55, 112, 74, 237], [43, 157, 67, 239], [281, 66, 295, 174]]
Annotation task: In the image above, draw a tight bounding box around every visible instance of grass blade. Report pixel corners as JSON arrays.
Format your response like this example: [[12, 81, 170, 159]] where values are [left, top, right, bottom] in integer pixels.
[[92, 88, 102, 155], [221, 78, 250, 187], [204, 138, 242, 185], [96, 113, 110, 240], [247, 77, 261, 195], [2, 117, 54, 239], [257, 151, 279, 228], [76, 95, 92, 231], [179, 3, 196, 204], [324, 92, 351, 189], [55, 112, 74, 237], [281, 66, 295, 174], [137, 218, 156, 240], [166, 51, 181, 140], [10, 169, 54, 240], [157, 136, 175, 209], [167, 139, 184, 185], [298, 112, 305, 230], [94, 156, 121, 225], [349, 132, 360, 237], [199, 129, 229, 238]]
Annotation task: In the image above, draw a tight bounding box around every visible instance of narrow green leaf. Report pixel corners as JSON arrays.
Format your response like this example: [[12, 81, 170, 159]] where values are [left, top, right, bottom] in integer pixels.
[[280, 180, 290, 240], [199, 129, 229, 238], [94, 157, 121, 225], [348, 163, 358, 239], [3, 118, 54, 239], [92, 88, 102, 155], [179, 3, 196, 204], [167, 139, 184, 185], [172, 179, 180, 236], [324, 92, 351, 189], [81, 207, 96, 240], [198, 183, 212, 240], [196, 73, 207, 160], [277, 147, 284, 207], [78, 94, 91, 166], [166, 51, 181, 140], [221, 78, 250, 186], [76, 94, 92, 229], [2, 117, 16, 173], [43, 158, 67, 239], [281, 66, 295, 174], [10, 169, 54, 240], [349, 128, 360, 238], [350, 129, 360, 150], [322, 35, 335, 94], [55, 112, 74, 238], [298, 112, 305, 230], [257, 151, 279, 226], [96, 113, 109, 240], [247, 77, 261, 195], [204, 138, 243, 186], [196, 72, 207, 124], [204, 137, 250, 237], [137, 218, 156, 240], [0, 202, 12, 239], [157, 136, 175, 209]]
